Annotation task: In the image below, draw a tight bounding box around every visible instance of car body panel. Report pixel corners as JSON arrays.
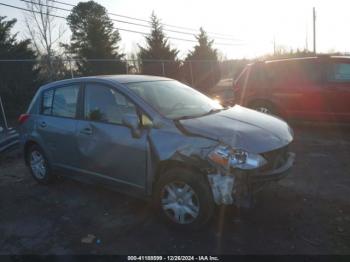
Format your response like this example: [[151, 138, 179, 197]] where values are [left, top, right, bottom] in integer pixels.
[[37, 115, 79, 167], [179, 105, 293, 154], [75, 119, 148, 188]]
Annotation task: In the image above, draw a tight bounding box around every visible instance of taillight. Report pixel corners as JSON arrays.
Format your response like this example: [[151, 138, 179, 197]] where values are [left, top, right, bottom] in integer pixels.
[[18, 114, 30, 125]]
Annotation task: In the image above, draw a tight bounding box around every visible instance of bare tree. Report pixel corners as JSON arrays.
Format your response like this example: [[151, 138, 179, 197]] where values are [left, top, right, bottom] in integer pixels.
[[24, 0, 67, 81]]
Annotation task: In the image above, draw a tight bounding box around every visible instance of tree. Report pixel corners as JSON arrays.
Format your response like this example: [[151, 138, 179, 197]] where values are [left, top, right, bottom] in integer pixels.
[[183, 28, 221, 93], [262, 47, 314, 60], [0, 16, 39, 120], [138, 12, 180, 79], [25, 0, 68, 81], [64, 1, 126, 76]]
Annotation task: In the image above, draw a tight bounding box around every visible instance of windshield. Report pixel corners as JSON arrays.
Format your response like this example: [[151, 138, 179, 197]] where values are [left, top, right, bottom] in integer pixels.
[[126, 80, 223, 119]]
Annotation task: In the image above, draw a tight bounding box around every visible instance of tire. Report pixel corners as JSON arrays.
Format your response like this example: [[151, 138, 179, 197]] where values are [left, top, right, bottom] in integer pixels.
[[26, 145, 55, 184], [154, 168, 215, 230], [250, 101, 277, 116]]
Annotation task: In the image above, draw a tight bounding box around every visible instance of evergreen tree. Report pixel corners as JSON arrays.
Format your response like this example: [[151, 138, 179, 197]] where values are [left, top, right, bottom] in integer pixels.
[[64, 1, 125, 76], [184, 28, 221, 93], [138, 12, 180, 79], [0, 16, 38, 120]]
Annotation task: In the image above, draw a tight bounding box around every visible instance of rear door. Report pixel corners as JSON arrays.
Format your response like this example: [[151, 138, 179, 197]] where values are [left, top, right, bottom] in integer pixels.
[[76, 82, 147, 189], [325, 60, 350, 121], [37, 83, 81, 167]]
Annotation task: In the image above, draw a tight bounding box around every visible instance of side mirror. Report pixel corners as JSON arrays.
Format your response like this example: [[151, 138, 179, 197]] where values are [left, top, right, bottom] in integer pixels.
[[122, 114, 141, 138]]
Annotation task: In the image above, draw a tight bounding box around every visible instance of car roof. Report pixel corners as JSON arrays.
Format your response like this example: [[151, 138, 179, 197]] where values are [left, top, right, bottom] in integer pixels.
[[40, 75, 172, 90], [258, 55, 350, 65], [96, 74, 172, 84]]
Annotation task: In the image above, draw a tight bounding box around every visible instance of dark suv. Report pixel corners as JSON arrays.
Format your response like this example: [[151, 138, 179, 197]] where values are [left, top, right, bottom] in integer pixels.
[[234, 56, 350, 122], [19, 75, 294, 229]]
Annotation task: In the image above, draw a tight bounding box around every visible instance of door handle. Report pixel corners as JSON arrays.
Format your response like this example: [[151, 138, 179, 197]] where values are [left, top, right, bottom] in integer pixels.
[[40, 121, 47, 128], [80, 127, 93, 135]]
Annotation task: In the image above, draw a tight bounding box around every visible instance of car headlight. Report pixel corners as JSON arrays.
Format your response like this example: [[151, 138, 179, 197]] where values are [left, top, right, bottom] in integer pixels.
[[208, 145, 267, 171]]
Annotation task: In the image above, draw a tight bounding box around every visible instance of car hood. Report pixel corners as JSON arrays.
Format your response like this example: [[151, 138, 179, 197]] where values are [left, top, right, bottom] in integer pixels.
[[178, 105, 293, 153]]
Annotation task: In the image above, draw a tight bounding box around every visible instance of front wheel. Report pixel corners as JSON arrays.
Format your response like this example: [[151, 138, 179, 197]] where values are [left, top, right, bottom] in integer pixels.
[[154, 168, 215, 229]]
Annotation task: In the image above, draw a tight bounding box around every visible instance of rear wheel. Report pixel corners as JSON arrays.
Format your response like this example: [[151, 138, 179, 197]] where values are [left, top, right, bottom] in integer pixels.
[[154, 168, 215, 229], [27, 145, 55, 184]]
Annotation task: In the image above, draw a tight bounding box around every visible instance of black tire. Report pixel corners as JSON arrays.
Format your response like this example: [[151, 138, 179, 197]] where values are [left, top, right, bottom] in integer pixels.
[[154, 168, 215, 230], [250, 101, 277, 116], [26, 144, 55, 184]]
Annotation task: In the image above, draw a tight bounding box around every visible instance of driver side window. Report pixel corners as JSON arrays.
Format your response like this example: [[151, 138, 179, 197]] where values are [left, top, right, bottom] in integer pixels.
[[85, 83, 138, 125]]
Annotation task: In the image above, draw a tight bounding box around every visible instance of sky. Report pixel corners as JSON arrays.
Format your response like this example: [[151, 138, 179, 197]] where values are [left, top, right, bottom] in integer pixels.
[[1, 0, 350, 59]]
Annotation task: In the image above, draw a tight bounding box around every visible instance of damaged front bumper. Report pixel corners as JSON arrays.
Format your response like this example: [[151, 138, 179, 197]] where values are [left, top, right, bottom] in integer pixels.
[[208, 152, 295, 206]]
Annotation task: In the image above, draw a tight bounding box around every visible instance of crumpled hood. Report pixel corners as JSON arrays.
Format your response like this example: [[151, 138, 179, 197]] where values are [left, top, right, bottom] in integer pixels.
[[179, 105, 293, 153]]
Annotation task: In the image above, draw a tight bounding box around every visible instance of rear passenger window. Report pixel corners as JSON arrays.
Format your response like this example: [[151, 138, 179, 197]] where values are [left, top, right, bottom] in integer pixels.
[[85, 84, 137, 125], [41, 85, 80, 118], [328, 63, 350, 82]]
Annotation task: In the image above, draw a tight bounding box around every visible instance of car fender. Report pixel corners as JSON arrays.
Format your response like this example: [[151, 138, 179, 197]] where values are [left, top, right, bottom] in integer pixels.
[[145, 127, 218, 195]]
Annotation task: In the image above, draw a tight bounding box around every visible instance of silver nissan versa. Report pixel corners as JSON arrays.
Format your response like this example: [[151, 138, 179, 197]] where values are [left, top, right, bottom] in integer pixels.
[[19, 75, 295, 229]]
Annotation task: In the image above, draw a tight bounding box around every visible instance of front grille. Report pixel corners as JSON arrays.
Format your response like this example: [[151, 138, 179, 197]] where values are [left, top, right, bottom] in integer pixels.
[[260, 146, 289, 172]]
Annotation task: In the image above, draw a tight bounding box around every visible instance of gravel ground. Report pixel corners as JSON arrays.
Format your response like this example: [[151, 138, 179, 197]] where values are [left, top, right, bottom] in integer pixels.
[[0, 124, 349, 255]]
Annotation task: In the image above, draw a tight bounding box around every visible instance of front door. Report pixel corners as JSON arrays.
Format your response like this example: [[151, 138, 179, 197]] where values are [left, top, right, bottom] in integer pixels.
[[76, 82, 147, 188]]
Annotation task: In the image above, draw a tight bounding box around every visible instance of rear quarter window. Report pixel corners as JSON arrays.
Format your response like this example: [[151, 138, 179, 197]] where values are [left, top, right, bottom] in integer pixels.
[[42, 89, 54, 115]]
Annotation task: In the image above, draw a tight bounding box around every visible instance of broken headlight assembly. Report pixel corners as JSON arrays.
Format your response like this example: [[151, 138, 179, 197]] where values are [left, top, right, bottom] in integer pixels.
[[208, 145, 267, 171]]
